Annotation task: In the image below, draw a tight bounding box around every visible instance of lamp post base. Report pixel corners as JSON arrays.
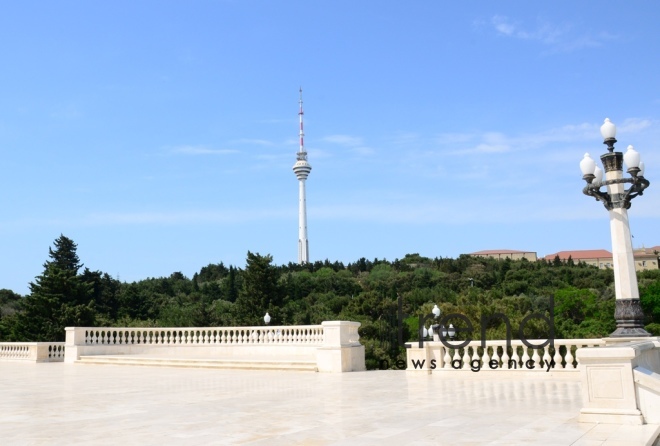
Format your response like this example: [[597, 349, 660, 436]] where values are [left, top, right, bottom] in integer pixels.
[[610, 298, 651, 338]]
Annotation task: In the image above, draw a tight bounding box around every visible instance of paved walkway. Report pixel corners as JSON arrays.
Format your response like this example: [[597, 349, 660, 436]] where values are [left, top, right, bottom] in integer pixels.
[[0, 362, 658, 445]]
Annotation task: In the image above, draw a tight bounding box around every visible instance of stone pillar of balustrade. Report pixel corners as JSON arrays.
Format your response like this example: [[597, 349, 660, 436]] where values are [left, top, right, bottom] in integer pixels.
[[64, 327, 89, 363], [316, 321, 365, 372], [577, 339, 659, 424], [35, 343, 52, 362]]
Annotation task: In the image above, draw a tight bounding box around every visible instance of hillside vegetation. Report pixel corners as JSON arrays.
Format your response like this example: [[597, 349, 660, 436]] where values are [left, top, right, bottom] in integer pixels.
[[2, 235, 659, 369]]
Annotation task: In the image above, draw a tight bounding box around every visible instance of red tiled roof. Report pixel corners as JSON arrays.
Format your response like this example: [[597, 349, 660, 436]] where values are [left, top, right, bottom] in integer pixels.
[[470, 250, 533, 255], [543, 250, 611, 261]]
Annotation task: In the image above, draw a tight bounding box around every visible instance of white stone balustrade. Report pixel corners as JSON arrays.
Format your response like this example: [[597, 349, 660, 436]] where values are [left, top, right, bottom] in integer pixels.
[[75, 325, 324, 346], [406, 338, 606, 374], [64, 321, 365, 373], [0, 342, 65, 362]]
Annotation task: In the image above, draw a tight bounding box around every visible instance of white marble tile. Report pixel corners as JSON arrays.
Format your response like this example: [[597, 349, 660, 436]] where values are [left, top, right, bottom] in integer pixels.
[[0, 363, 658, 445]]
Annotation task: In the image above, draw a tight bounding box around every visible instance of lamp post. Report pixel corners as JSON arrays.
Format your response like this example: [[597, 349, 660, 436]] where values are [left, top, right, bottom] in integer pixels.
[[579, 118, 651, 337], [264, 312, 271, 326]]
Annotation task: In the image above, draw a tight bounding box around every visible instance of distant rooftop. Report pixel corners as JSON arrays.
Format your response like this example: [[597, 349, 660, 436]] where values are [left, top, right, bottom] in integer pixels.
[[543, 249, 612, 261], [470, 249, 535, 255]]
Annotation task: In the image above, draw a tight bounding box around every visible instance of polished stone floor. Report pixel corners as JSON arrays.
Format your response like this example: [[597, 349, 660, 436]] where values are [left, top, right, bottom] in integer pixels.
[[0, 363, 658, 445]]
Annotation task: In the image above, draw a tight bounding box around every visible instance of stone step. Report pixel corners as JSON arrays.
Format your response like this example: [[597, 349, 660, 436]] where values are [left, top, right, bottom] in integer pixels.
[[76, 355, 318, 371]]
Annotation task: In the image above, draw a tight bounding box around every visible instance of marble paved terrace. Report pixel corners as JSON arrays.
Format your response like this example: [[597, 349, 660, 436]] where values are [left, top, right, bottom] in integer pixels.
[[1, 362, 659, 446]]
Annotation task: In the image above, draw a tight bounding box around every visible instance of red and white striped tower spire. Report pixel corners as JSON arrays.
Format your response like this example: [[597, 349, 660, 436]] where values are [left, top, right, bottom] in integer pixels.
[[292, 88, 312, 264], [299, 87, 305, 156]]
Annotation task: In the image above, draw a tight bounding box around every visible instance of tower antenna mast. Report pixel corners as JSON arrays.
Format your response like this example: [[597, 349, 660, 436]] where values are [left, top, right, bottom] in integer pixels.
[[292, 88, 312, 264]]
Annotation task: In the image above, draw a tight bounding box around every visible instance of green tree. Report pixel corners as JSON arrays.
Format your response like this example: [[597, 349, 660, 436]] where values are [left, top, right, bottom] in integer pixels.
[[13, 235, 96, 341], [235, 252, 282, 325]]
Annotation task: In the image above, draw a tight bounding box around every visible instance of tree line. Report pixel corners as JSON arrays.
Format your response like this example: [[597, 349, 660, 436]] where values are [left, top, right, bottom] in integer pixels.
[[1, 235, 659, 369]]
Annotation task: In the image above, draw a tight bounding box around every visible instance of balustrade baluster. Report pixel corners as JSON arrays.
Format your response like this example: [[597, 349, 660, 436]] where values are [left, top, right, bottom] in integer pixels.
[[565, 345, 575, 369], [491, 346, 501, 368], [521, 346, 530, 368], [510, 346, 520, 370], [461, 347, 470, 369], [542, 346, 552, 370], [500, 345, 509, 368], [532, 348, 541, 370], [482, 346, 491, 368], [553, 346, 562, 369]]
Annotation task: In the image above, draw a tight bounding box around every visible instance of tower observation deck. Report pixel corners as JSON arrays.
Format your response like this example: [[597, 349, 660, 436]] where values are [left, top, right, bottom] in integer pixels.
[[293, 88, 311, 264]]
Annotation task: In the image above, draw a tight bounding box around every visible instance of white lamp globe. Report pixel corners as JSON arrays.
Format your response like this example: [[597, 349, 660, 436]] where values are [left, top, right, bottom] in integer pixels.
[[580, 153, 596, 176], [600, 118, 617, 140], [594, 165, 603, 184], [623, 145, 641, 170]]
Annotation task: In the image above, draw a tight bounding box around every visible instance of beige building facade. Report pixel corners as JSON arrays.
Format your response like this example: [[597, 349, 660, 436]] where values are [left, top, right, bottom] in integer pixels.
[[543, 246, 660, 272], [468, 250, 538, 261], [467, 247, 659, 271]]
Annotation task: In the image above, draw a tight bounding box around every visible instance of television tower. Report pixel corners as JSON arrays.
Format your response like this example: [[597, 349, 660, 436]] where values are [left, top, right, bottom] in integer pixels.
[[293, 88, 311, 264]]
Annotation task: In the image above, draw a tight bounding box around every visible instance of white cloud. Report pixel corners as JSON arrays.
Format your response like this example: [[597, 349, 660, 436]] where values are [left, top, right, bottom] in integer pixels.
[[490, 15, 614, 52], [617, 118, 653, 134], [322, 134, 363, 146], [307, 148, 332, 158], [320, 134, 375, 156], [436, 133, 474, 144], [230, 138, 274, 146], [50, 105, 82, 120], [492, 15, 517, 36], [171, 145, 238, 155], [491, 15, 567, 44], [253, 152, 290, 161], [83, 208, 293, 225], [351, 147, 376, 156]]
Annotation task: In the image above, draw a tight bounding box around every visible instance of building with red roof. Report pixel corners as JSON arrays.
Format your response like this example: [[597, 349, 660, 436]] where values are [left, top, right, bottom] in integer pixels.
[[468, 250, 537, 261]]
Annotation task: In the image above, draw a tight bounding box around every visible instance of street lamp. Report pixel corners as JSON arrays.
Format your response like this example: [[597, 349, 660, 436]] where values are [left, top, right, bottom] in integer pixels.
[[441, 324, 457, 340], [264, 312, 271, 325], [420, 304, 441, 342], [579, 118, 651, 337]]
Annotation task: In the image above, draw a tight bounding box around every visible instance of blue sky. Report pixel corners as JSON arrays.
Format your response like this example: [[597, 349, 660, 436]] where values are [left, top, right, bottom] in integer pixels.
[[1, 1, 659, 295]]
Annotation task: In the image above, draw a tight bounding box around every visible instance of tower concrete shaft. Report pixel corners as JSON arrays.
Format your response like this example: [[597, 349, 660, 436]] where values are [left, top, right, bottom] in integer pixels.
[[292, 88, 311, 264]]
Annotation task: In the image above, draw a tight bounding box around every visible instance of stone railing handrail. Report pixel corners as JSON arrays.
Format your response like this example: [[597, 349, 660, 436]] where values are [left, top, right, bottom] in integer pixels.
[[407, 338, 606, 371], [69, 325, 325, 346], [64, 321, 365, 372], [0, 342, 65, 362]]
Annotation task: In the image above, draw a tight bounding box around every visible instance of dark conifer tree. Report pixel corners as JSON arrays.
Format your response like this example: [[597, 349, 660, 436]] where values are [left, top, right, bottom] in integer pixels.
[[13, 235, 95, 341], [235, 251, 282, 325]]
